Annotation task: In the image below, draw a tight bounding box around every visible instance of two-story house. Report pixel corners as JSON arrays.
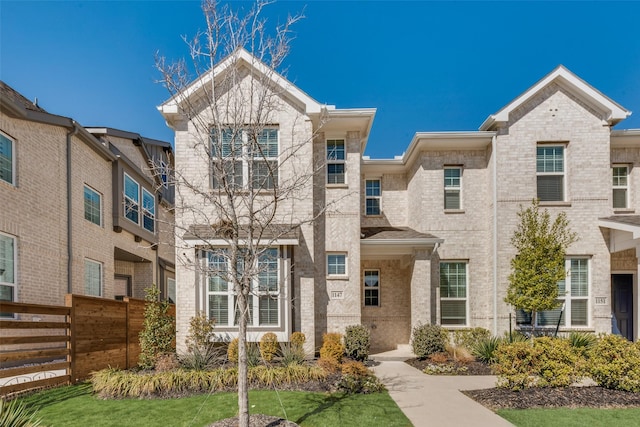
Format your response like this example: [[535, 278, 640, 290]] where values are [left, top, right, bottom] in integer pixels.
[[161, 49, 639, 353], [0, 82, 176, 310]]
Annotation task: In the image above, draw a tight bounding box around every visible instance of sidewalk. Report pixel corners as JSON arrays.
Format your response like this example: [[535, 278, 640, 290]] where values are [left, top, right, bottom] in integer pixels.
[[371, 354, 513, 427]]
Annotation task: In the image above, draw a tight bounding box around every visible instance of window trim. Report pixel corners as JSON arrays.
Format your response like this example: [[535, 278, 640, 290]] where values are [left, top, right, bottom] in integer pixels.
[[613, 164, 630, 210], [536, 144, 566, 203], [444, 166, 462, 211], [439, 261, 469, 327], [83, 184, 102, 226], [326, 139, 346, 186], [365, 178, 382, 216], [327, 253, 348, 277], [363, 269, 380, 307], [0, 232, 17, 313], [0, 130, 15, 186], [84, 259, 103, 297]]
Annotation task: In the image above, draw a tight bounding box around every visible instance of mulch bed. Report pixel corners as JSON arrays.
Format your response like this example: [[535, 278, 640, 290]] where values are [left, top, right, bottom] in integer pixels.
[[208, 414, 299, 427], [463, 387, 640, 410], [405, 358, 493, 375]]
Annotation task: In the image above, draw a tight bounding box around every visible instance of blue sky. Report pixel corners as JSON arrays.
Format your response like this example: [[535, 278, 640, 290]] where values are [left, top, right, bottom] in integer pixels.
[[2, 1, 639, 159]]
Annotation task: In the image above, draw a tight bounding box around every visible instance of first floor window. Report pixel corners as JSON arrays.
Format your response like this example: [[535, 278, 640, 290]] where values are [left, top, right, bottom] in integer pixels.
[[84, 185, 102, 226], [364, 270, 380, 306], [440, 262, 467, 326], [327, 253, 347, 276], [537, 258, 589, 327], [613, 165, 629, 209], [365, 179, 381, 215], [0, 132, 14, 185], [84, 259, 102, 297], [206, 248, 280, 327], [536, 145, 565, 202], [0, 233, 16, 311]]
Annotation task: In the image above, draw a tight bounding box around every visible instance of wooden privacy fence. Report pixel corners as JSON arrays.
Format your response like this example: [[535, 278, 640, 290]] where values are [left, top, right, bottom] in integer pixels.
[[0, 295, 175, 396]]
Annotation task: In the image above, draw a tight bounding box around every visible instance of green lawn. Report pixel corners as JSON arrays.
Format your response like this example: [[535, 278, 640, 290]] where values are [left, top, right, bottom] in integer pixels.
[[20, 384, 411, 427], [498, 408, 640, 427]]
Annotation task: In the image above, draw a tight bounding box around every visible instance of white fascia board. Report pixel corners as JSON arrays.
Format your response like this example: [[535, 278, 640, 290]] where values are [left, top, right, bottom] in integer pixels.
[[611, 129, 640, 148], [480, 65, 631, 130], [183, 238, 299, 248], [361, 238, 444, 247], [598, 219, 640, 239]]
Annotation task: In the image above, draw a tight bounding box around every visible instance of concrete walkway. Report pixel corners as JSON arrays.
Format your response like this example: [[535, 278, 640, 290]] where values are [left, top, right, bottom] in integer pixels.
[[371, 354, 513, 427]]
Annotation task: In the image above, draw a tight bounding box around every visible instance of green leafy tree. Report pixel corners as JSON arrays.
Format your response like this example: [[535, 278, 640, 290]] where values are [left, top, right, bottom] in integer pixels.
[[505, 200, 577, 336], [139, 285, 175, 369]]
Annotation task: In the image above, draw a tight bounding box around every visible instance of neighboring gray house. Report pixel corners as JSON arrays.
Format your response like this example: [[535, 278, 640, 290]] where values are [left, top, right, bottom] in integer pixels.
[[160, 49, 639, 352]]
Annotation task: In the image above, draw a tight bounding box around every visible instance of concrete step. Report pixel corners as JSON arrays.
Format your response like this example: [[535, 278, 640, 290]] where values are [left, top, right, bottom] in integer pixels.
[[370, 344, 415, 361]]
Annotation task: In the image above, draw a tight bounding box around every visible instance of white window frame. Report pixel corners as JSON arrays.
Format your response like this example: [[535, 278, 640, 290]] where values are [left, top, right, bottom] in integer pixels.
[[123, 173, 140, 225], [363, 269, 380, 307], [83, 185, 102, 226], [536, 144, 565, 202], [327, 253, 347, 277], [142, 188, 155, 233], [365, 178, 382, 216], [326, 139, 346, 185], [537, 257, 590, 328], [0, 131, 15, 186], [0, 232, 17, 312], [210, 127, 279, 190], [206, 247, 281, 328], [84, 259, 103, 297], [439, 261, 468, 327], [612, 164, 630, 209], [167, 277, 176, 304], [444, 166, 462, 210]]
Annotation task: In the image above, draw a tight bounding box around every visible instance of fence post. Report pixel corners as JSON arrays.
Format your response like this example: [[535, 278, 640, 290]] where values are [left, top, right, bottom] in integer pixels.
[[65, 294, 76, 384]]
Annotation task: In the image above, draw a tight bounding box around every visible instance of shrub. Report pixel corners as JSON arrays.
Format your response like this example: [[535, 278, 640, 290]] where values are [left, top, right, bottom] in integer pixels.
[[0, 398, 43, 427], [317, 357, 341, 374], [429, 352, 449, 363], [335, 362, 385, 394], [319, 333, 344, 363], [139, 285, 176, 369], [155, 353, 180, 372], [344, 325, 371, 362], [472, 336, 502, 363], [260, 332, 279, 363], [227, 338, 239, 364], [290, 332, 306, 349], [280, 342, 306, 367], [423, 364, 468, 375], [180, 344, 225, 371], [185, 311, 216, 353], [589, 334, 640, 392], [341, 360, 369, 377], [411, 323, 447, 359], [493, 341, 541, 390], [568, 331, 597, 354], [452, 327, 491, 351], [247, 342, 261, 367]]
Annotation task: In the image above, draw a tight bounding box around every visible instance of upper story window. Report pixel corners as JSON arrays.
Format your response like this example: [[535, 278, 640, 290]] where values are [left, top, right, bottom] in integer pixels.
[[84, 185, 102, 226], [364, 270, 380, 306], [613, 165, 629, 209], [0, 233, 16, 309], [160, 160, 169, 189], [365, 179, 381, 215], [0, 132, 14, 185], [327, 139, 346, 185], [124, 173, 155, 233], [536, 145, 564, 202], [444, 167, 462, 210], [211, 127, 279, 190], [327, 253, 347, 276], [84, 259, 102, 297], [440, 262, 467, 326]]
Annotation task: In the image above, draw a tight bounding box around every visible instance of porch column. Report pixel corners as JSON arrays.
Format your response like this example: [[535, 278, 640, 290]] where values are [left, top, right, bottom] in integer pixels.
[[410, 249, 432, 332]]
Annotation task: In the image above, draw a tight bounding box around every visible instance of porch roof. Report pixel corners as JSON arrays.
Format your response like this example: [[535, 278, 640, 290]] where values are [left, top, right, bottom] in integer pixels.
[[360, 226, 443, 256], [182, 223, 299, 246], [598, 215, 640, 253]]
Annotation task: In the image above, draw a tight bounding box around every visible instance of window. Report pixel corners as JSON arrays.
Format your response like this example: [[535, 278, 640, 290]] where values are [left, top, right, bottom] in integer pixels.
[[440, 262, 467, 326], [159, 161, 169, 189], [206, 248, 280, 327], [365, 179, 381, 215], [537, 145, 564, 202], [537, 258, 589, 327], [613, 165, 629, 209], [327, 139, 346, 184], [167, 277, 176, 304], [211, 128, 279, 190], [84, 259, 102, 297], [142, 188, 155, 233], [84, 185, 102, 226], [124, 174, 140, 224], [0, 132, 14, 185], [444, 167, 461, 210], [0, 233, 16, 310], [327, 253, 347, 276], [364, 270, 380, 306]]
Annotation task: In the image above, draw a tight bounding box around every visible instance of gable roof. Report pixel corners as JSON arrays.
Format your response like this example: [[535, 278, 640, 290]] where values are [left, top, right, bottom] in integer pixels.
[[158, 47, 326, 126], [479, 65, 631, 131]]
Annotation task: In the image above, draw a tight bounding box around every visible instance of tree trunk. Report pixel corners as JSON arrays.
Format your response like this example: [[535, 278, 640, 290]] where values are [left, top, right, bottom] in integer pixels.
[[531, 310, 537, 344], [237, 286, 249, 427]]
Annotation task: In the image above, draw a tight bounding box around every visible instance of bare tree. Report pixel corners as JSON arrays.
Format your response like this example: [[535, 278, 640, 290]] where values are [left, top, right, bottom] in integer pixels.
[[156, 1, 323, 425]]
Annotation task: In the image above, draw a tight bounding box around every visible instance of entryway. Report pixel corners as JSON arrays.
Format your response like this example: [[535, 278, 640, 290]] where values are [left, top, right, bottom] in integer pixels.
[[612, 274, 634, 341]]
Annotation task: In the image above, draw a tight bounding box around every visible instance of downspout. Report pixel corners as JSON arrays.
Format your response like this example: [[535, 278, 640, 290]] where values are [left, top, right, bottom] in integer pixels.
[[67, 122, 79, 294], [492, 133, 498, 335]]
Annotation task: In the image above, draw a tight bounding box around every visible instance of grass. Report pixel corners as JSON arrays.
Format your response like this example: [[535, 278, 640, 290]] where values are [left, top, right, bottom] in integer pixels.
[[19, 383, 411, 427], [498, 408, 640, 427]]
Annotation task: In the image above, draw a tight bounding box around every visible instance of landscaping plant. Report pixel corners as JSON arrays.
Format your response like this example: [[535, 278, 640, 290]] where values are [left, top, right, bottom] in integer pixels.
[[589, 334, 640, 392], [138, 285, 176, 370], [0, 398, 43, 427], [319, 333, 344, 363], [411, 323, 447, 359], [344, 324, 371, 362], [471, 336, 503, 363], [259, 332, 279, 363]]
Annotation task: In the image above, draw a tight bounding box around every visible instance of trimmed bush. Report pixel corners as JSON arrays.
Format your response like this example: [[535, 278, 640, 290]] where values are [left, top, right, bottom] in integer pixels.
[[319, 333, 344, 363], [260, 332, 279, 363], [185, 312, 216, 353], [589, 334, 640, 392], [411, 323, 447, 359], [344, 325, 371, 362], [336, 361, 385, 394], [155, 353, 180, 372], [290, 332, 306, 349], [138, 285, 175, 370], [341, 360, 369, 377], [452, 327, 491, 351], [227, 338, 239, 364]]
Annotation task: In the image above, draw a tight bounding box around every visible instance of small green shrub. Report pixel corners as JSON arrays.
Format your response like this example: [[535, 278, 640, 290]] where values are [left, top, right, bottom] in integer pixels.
[[411, 323, 447, 359], [139, 285, 176, 369], [344, 324, 371, 362], [280, 342, 306, 366], [246, 342, 261, 367], [290, 332, 306, 349], [335, 363, 385, 394], [227, 338, 239, 364], [423, 364, 468, 375], [319, 333, 344, 363], [568, 331, 597, 354], [452, 327, 491, 351], [155, 352, 180, 372], [185, 311, 216, 353], [504, 330, 529, 343], [472, 336, 502, 363], [180, 344, 225, 370], [589, 334, 640, 392], [493, 341, 541, 390], [0, 398, 43, 427], [259, 332, 279, 363], [341, 360, 369, 377]]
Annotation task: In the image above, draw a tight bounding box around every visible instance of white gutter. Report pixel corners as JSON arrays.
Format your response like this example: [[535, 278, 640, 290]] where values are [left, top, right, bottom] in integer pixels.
[[492, 133, 498, 335], [360, 238, 444, 246]]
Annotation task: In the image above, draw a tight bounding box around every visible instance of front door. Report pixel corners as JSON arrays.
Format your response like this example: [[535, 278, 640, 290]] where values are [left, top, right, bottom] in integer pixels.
[[612, 274, 634, 341]]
